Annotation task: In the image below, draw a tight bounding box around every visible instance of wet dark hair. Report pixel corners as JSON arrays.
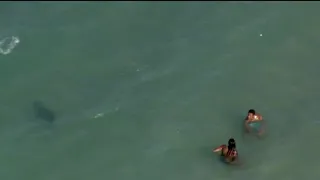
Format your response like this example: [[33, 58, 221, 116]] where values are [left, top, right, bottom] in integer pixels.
[[228, 138, 236, 149], [248, 109, 255, 114], [227, 138, 236, 157]]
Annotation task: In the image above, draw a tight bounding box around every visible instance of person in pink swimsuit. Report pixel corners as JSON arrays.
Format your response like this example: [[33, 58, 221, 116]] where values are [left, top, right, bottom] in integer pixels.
[[213, 138, 239, 165]]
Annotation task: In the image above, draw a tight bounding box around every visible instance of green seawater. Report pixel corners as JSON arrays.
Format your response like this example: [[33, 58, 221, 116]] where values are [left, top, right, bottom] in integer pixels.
[[0, 2, 320, 180]]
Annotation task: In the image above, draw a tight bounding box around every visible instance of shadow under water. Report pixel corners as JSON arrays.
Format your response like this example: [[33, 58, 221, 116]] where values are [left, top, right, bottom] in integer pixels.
[[33, 101, 55, 123]]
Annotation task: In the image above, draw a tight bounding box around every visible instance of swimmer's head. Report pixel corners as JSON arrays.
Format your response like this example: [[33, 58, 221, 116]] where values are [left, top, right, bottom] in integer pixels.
[[228, 138, 236, 149], [248, 109, 256, 119]]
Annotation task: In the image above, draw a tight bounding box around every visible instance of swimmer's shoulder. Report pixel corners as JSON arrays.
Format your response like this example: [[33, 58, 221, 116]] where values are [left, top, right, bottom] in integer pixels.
[[222, 147, 228, 154], [250, 114, 263, 121], [256, 114, 263, 120]]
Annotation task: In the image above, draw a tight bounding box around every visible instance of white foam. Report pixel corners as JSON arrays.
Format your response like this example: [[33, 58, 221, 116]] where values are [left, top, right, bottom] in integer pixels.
[[0, 36, 20, 55]]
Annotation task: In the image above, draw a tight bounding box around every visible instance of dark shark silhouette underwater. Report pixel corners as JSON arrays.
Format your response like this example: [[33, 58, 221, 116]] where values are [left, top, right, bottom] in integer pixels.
[[33, 101, 55, 123]]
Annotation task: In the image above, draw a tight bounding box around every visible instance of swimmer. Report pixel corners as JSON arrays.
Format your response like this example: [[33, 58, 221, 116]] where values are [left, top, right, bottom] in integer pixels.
[[213, 138, 239, 165], [244, 109, 265, 136]]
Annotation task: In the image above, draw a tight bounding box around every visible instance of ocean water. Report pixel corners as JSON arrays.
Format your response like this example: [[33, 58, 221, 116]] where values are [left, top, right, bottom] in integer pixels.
[[1, 2, 320, 180]]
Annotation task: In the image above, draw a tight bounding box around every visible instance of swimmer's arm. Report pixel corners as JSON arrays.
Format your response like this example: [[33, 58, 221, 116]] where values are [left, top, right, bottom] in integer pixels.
[[244, 120, 252, 132], [258, 120, 266, 136]]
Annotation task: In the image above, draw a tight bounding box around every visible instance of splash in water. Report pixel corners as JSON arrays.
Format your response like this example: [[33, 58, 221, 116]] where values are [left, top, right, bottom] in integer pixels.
[[0, 36, 20, 55]]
